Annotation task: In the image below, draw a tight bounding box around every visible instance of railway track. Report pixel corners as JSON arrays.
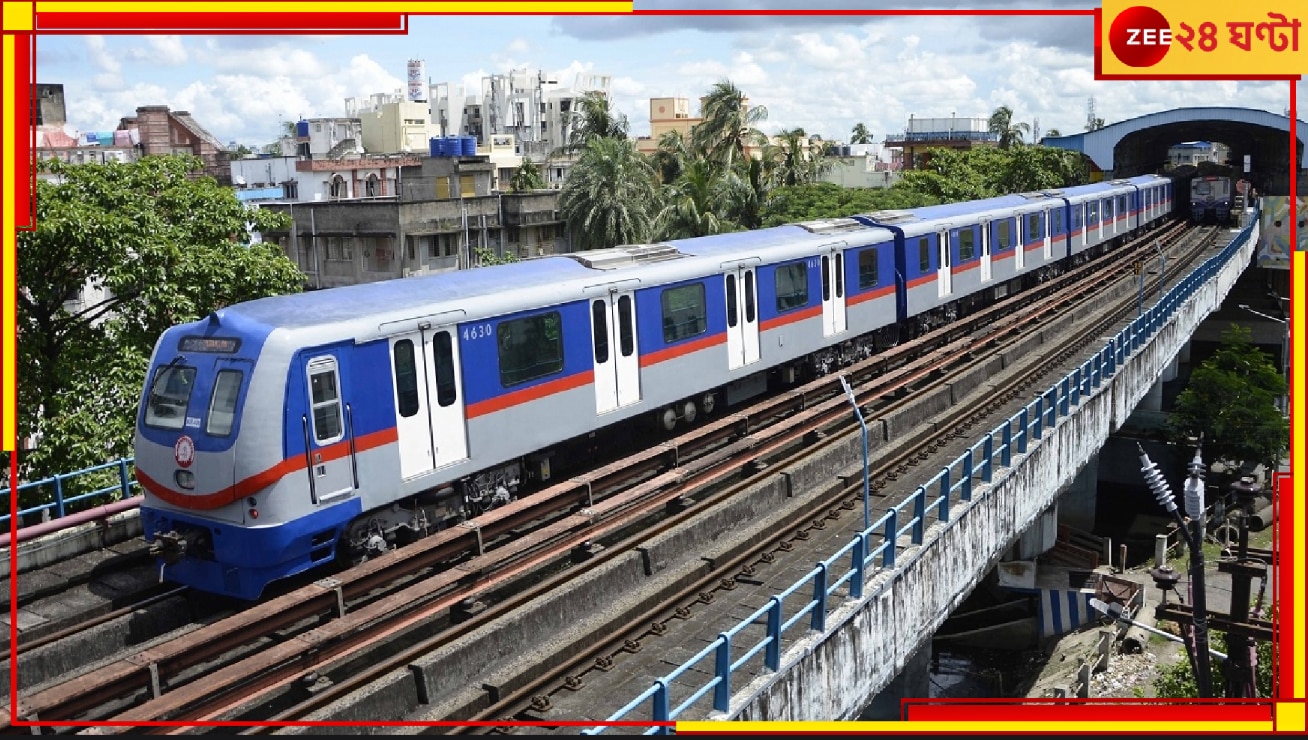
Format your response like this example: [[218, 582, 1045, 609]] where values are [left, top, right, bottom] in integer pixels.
[[6, 222, 1218, 734]]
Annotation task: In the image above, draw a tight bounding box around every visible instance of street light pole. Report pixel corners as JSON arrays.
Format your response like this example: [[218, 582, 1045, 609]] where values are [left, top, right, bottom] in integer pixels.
[[839, 375, 871, 532]]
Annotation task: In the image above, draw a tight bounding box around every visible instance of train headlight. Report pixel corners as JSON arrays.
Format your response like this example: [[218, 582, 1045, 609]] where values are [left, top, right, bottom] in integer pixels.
[[174, 470, 195, 490]]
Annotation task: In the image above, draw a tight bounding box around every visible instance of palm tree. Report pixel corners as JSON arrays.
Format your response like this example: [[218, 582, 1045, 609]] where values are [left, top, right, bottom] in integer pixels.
[[560, 136, 658, 251], [1045, 128, 1062, 138], [650, 160, 735, 240], [988, 105, 1031, 149], [691, 79, 769, 169], [560, 91, 629, 154], [850, 123, 873, 144], [651, 129, 692, 186], [719, 157, 769, 231], [509, 157, 547, 192]]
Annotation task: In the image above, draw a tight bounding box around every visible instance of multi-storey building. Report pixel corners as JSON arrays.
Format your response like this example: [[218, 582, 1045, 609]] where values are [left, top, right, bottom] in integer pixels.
[[881, 114, 999, 170], [117, 105, 231, 184]]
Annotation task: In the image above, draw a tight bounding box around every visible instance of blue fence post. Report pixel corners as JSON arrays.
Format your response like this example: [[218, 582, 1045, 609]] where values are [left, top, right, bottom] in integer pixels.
[[851, 536, 865, 600], [1002, 422, 1013, 466], [883, 509, 897, 568], [811, 564, 828, 632], [54, 474, 65, 519], [1047, 389, 1057, 425], [962, 450, 974, 500], [714, 634, 732, 712], [1033, 398, 1043, 440], [912, 487, 926, 544], [1060, 377, 1070, 416], [982, 436, 993, 483], [1016, 409, 1028, 454], [938, 468, 951, 522], [765, 597, 782, 670], [653, 679, 671, 734]]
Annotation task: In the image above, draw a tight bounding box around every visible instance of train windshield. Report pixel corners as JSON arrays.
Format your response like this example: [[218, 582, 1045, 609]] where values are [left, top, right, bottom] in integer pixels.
[[1193, 181, 1211, 196], [144, 365, 197, 430]]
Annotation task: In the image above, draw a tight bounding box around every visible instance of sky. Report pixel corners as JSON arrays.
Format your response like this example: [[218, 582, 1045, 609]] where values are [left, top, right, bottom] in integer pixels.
[[33, 1, 1307, 150]]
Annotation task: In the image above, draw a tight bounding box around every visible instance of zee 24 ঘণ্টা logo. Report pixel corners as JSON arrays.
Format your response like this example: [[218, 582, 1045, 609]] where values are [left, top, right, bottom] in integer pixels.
[[1108, 4, 1302, 69]]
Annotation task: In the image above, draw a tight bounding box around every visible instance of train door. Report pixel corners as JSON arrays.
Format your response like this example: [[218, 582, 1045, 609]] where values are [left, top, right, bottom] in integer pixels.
[[592, 290, 641, 414], [390, 333, 435, 479], [202, 356, 250, 523], [725, 268, 761, 370], [1043, 209, 1053, 260], [980, 224, 993, 281], [820, 246, 847, 336], [1079, 203, 1087, 249], [427, 327, 469, 468], [302, 354, 357, 502], [1014, 216, 1026, 271], [935, 233, 952, 298]]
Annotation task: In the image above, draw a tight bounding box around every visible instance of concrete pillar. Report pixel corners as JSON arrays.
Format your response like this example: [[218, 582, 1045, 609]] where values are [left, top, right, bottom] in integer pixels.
[[1177, 340, 1192, 366], [1058, 452, 1099, 532], [1139, 379, 1164, 411], [858, 643, 932, 720], [1160, 354, 1179, 383]]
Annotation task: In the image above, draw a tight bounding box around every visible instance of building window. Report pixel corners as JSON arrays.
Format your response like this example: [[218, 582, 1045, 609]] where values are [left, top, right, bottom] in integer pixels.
[[365, 174, 379, 197], [459, 174, 475, 198], [774, 262, 809, 313], [498, 312, 563, 387], [282, 180, 298, 200], [661, 283, 708, 343], [329, 175, 347, 199]]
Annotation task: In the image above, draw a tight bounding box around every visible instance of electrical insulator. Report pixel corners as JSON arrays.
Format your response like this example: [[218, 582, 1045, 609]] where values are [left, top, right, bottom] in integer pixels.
[[1183, 448, 1205, 520], [1137, 444, 1176, 513]]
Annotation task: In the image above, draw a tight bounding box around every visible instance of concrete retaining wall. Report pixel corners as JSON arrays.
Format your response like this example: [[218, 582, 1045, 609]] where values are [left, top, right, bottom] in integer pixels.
[[728, 233, 1255, 721]]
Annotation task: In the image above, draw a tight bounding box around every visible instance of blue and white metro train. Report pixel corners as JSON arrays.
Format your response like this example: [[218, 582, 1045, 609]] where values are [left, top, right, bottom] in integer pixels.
[[135, 175, 1174, 599], [1188, 175, 1233, 224]]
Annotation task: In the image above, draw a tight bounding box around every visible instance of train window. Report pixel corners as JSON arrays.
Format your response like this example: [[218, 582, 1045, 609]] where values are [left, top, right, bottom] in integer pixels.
[[726, 275, 738, 328], [858, 249, 878, 290], [834, 253, 844, 298], [498, 312, 564, 387], [308, 359, 343, 443], [997, 221, 1011, 250], [1052, 210, 1064, 234], [591, 300, 609, 365], [1104, 199, 1114, 220], [959, 230, 974, 260], [744, 271, 756, 323], [917, 238, 930, 272], [1026, 214, 1040, 242], [144, 365, 197, 430], [1119, 195, 1128, 214], [393, 340, 420, 418], [205, 370, 243, 436], [618, 296, 635, 357], [434, 331, 457, 407], [1087, 202, 1098, 223], [821, 256, 831, 301], [774, 263, 809, 313], [662, 283, 708, 342]]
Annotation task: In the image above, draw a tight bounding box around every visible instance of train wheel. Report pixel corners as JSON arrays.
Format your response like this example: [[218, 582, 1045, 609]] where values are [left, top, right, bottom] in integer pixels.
[[700, 393, 716, 416], [659, 407, 678, 432], [681, 400, 697, 425]]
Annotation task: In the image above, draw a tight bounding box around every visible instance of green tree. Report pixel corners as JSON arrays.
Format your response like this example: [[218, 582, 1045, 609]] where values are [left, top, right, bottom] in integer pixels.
[[692, 79, 768, 169], [1045, 128, 1062, 137], [509, 157, 547, 192], [561, 91, 629, 154], [850, 123, 873, 145], [988, 105, 1031, 149], [650, 159, 737, 240], [651, 129, 693, 186], [473, 245, 519, 266], [16, 155, 303, 494], [719, 157, 770, 231], [1168, 325, 1289, 471], [560, 136, 659, 251], [760, 182, 938, 227]]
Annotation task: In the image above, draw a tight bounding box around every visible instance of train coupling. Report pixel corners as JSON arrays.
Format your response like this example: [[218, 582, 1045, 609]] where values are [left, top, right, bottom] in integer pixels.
[[149, 529, 204, 565]]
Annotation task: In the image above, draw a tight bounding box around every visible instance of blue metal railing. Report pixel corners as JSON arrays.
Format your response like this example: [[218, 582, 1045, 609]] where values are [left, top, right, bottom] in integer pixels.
[[1, 457, 139, 528], [586, 214, 1257, 733]]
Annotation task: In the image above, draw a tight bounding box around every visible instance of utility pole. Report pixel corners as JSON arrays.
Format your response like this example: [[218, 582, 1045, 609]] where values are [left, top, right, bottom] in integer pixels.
[[1221, 475, 1266, 697]]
